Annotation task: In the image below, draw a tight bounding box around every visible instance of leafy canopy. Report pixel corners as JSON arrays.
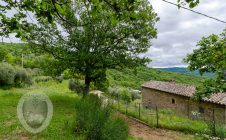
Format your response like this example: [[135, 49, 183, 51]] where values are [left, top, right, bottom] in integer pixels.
[[184, 29, 226, 99], [1, 0, 159, 95], [177, 0, 200, 8]]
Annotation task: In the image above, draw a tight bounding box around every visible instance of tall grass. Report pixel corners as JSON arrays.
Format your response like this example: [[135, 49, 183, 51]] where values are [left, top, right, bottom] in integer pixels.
[[74, 94, 129, 140]]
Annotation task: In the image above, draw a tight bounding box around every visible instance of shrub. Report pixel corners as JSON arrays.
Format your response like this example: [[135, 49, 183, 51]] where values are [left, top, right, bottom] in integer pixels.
[[0, 47, 8, 61], [35, 76, 53, 83], [120, 88, 132, 103], [68, 79, 85, 94], [101, 117, 128, 140], [63, 69, 73, 79], [74, 95, 128, 140], [55, 75, 64, 83], [131, 92, 141, 101], [0, 62, 16, 86], [14, 69, 33, 87], [108, 86, 120, 98]]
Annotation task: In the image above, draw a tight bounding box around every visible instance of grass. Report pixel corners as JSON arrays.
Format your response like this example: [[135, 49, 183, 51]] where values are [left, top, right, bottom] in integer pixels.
[[0, 80, 137, 140], [0, 80, 205, 140], [113, 100, 226, 138], [0, 80, 80, 140]]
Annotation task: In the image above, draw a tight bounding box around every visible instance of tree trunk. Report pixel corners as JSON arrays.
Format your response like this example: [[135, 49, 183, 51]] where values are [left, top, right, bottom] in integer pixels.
[[83, 75, 91, 97]]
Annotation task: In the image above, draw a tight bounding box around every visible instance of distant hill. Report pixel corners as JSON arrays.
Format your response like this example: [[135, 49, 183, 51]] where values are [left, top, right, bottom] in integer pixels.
[[107, 67, 205, 90], [158, 67, 214, 78]]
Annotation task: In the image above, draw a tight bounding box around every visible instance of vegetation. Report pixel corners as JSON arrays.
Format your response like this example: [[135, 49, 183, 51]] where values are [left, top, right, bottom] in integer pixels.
[[0, 0, 224, 139], [0, 62, 16, 86], [108, 67, 204, 90], [0, 80, 203, 139], [184, 29, 226, 99], [75, 94, 128, 140], [0, 0, 159, 96], [114, 99, 226, 139], [0, 62, 33, 88]]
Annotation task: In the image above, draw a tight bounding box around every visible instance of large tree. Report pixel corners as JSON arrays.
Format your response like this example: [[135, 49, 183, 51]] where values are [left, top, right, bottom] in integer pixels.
[[184, 29, 226, 99], [0, 0, 158, 96]]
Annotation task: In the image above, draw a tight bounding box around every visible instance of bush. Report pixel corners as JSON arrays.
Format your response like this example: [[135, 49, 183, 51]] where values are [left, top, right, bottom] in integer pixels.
[[120, 88, 132, 103], [202, 122, 226, 140], [131, 91, 141, 101], [108, 86, 120, 98], [101, 117, 128, 140], [14, 69, 33, 87], [63, 69, 73, 79], [74, 95, 128, 140], [55, 75, 63, 83], [68, 79, 85, 94], [35, 76, 53, 83], [0, 62, 16, 86]]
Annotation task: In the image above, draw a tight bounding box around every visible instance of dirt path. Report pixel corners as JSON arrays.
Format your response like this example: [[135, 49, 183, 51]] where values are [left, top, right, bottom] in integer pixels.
[[120, 114, 200, 140]]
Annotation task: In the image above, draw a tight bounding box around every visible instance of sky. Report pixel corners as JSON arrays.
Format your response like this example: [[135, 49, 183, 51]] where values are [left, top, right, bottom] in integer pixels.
[[147, 0, 226, 68], [2, 0, 226, 68]]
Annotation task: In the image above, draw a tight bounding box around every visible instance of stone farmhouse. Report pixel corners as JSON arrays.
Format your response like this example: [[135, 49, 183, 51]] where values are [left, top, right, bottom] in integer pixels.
[[141, 80, 226, 123]]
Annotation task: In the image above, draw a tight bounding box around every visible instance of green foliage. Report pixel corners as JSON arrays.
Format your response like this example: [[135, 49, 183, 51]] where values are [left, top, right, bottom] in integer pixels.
[[33, 55, 65, 76], [23, 0, 158, 96], [0, 47, 8, 61], [177, 0, 200, 8], [74, 95, 128, 140], [0, 43, 29, 66], [101, 117, 129, 140], [0, 62, 16, 86], [94, 73, 109, 92], [202, 122, 226, 140], [184, 29, 226, 98], [63, 69, 73, 80], [108, 86, 121, 99], [68, 79, 85, 94], [131, 92, 141, 101], [194, 79, 225, 100], [35, 76, 53, 83], [108, 86, 140, 103], [14, 69, 33, 87], [108, 67, 204, 89], [0, 62, 33, 87], [54, 75, 64, 83], [120, 88, 132, 103]]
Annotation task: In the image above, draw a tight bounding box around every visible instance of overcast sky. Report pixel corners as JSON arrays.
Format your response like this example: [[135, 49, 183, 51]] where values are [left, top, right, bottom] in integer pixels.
[[2, 0, 226, 68], [147, 0, 226, 68]]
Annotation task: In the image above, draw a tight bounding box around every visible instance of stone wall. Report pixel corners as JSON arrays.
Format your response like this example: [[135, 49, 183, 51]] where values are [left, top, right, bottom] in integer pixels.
[[141, 87, 226, 123]]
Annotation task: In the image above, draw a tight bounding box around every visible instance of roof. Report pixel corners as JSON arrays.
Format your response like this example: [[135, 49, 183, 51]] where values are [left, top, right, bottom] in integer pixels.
[[142, 80, 226, 105]]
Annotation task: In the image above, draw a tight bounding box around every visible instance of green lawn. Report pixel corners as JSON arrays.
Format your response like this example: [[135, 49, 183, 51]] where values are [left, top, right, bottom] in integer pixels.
[[0, 80, 137, 140], [0, 81, 81, 140]]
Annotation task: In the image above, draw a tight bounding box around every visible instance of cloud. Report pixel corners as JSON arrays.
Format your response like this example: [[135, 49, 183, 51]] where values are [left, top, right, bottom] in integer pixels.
[[148, 0, 226, 68]]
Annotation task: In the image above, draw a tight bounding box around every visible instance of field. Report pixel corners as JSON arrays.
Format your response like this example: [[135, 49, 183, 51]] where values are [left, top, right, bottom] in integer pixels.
[[0, 80, 204, 140]]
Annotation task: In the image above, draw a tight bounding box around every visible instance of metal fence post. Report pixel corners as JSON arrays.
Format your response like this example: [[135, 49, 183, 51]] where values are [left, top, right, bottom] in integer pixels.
[[212, 109, 216, 136], [156, 105, 159, 128], [138, 103, 141, 119]]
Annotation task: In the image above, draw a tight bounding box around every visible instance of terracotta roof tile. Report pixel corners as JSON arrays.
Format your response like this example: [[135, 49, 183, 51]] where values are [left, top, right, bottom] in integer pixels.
[[142, 80, 195, 97], [203, 93, 226, 105], [142, 80, 226, 105]]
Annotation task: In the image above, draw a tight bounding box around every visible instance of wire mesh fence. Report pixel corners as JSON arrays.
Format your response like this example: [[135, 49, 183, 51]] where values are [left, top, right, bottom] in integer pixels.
[[106, 97, 226, 138]]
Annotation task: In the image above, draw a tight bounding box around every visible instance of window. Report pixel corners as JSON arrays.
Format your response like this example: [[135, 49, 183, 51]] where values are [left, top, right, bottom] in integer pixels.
[[172, 98, 175, 104], [199, 107, 205, 113]]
